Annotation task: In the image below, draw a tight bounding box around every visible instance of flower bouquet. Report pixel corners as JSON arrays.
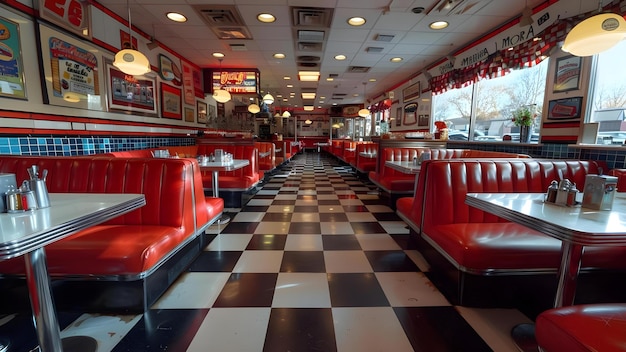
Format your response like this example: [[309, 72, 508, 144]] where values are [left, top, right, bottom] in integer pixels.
[[512, 106, 534, 127], [434, 121, 449, 140]]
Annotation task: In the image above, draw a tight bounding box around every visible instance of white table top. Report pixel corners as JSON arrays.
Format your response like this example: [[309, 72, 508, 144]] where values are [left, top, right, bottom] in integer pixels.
[[385, 160, 421, 174], [0, 193, 145, 260], [199, 159, 250, 172], [466, 192, 626, 246]]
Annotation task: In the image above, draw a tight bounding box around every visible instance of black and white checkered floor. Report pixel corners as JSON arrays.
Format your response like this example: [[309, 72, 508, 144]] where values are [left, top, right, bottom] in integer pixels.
[[0, 152, 532, 351]]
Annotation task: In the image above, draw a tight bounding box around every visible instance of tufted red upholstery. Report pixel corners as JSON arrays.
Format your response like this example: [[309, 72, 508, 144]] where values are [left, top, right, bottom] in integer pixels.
[[355, 143, 378, 173], [255, 141, 276, 173], [197, 144, 260, 191], [369, 147, 430, 194], [0, 155, 223, 276], [417, 159, 626, 273], [536, 304, 626, 352]]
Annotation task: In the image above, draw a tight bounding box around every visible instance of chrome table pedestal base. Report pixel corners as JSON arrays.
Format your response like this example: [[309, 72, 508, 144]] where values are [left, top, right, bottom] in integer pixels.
[[511, 323, 539, 352]]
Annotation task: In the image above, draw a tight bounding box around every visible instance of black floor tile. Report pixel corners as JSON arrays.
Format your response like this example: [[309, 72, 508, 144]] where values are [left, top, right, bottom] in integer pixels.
[[327, 273, 389, 307], [241, 205, 270, 212], [319, 212, 349, 222], [351, 221, 388, 234], [293, 205, 319, 213], [271, 199, 296, 205], [280, 251, 326, 272], [364, 250, 420, 272], [246, 234, 287, 250], [322, 235, 361, 250], [188, 251, 243, 272], [262, 212, 293, 222], [263, 308, 337, 352], [221, 222, 259, 234], [288, 222, 321, 234], [213, 273, 278, 307], [373, 212, 403, 221], [317, 199, 341, 205]]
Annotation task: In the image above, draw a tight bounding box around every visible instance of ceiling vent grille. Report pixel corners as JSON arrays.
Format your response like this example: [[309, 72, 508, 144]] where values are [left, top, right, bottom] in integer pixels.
[[298, 30, 325, 42], [347, 66, 371, 73], [298, 42, 323, 51], [366, 47, 384, 53], [375, 34, 395, 42], [298, 62, 319, 67], [297, 55, 321, 62], [213, 27, 252, 40], [230, 43, 247, 51], [292, 7, 333, 27], [194, 6, 245, 26]]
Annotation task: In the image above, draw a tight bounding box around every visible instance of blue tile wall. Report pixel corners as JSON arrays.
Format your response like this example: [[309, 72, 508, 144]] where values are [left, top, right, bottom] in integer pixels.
[[0, 136, 195, 156]]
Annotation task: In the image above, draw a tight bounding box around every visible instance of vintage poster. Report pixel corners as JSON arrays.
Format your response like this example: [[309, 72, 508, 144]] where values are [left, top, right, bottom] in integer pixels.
[[181, 61, 195, 105], [107, 62, 157, 116], [193, 69, 203, 98], [160, 82, 181, 119], [0, 16, 26, 99], [554, 56, 581, 93], [158, 54, 181, 86], [48, 36, 99, 101]]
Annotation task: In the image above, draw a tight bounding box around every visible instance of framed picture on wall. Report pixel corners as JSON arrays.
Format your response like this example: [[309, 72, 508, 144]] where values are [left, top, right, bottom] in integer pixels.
[[197, 101, 207, 123], [395, 107, 402, 126], [0, 16, 27, 100], [160, 82, 181, 119], [106, 61, 158, 116], [403, 102, 418, 125], [403, 82, 421, 103], [184, 107, 195, 122], [547, 97, 583, 120], [553, 56, 581, 93], [418, 114, 430, 128]]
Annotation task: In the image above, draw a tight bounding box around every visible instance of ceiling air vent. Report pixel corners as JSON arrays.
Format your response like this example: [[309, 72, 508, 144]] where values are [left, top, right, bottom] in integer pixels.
[[298, 42, 323, 51], [329, 73, 339, 78], [194, 5, 245, 26], [292, 7, 334, 27], [298, 62, 319, 68], [366, 47, 384, 53], [230, 43, 247, 51], [297, 55, 321, 62], [298, 30, 325, 42], [375, 34, 395, 42], [213, 27, 253, 40], [347, 66, 371, 73]]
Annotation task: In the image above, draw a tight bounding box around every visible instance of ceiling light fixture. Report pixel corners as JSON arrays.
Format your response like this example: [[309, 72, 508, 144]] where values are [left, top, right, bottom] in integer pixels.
[[562, 1, 626, 56], [348, 16, 366, 26], [263, 89, 275, 105], [358, 82, 370, 118], [248, 103, 260, 114], [334, 54, 347, 60], [113, 0, 151, 76], [282, 111, 291, 117], [257, 13, 276, 23], [305, 118, 313, 123], [212, 52, 225, 58], [166, 12, 187, 23], [390, 57, 403, 62], [298, 71, 320, 81], [429, 21, 449, 30], [273, 53, 286, 59], [212, 58, 231, 103]]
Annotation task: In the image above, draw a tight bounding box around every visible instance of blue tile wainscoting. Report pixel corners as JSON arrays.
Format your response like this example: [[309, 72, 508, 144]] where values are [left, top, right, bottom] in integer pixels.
[[1, 135, 626, 170]]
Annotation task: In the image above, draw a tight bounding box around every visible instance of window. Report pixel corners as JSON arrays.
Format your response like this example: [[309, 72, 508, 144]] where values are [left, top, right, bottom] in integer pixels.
[[433, 59, 548, 142], [588, 40, 626, 144]]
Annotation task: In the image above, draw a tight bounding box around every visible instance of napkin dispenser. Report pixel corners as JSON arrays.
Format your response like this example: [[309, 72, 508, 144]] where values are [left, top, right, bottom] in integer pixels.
[[214, 149, 223, 163], [582, 174, 618, 210], [0, 173, 17, 213]]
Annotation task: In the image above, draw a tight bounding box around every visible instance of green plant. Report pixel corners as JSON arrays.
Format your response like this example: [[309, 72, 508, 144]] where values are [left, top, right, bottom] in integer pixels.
[[512, 106, 534, 127]]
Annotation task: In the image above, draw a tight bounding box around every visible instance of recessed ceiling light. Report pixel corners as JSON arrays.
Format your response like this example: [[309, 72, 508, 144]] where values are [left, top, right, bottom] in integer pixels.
[[390, 57, 403, 62], [283, 76, 291, 80], [326, 77, 334, 81], [257, 13, 276, 23], [368, 78, 377, 82], [320, 96, 326, 99], [429, 21, 449, 30], [166, 12, 187, 22], [347, 16, 366, 26], [212, 52, 225, 58], [273, 53, 286, 59], [287, 84, 293, 88], [334, 54, 347, 60], [353, 93, 359, 97]]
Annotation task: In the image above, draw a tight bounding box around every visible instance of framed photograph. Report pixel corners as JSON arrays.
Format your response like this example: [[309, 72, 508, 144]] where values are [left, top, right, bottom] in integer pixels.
[[106, 61, 157, 116], [547, 97, 583, 120], [184, 107, 195, 122], [38, 22, 105, 111], [395, 107, 402, 126], [160, 82, 181, 119], [197, 101, 207, 123], [403, 81, 421, 103], [418, 114, 430, 128], [403, 102, 418, 125], [0, 16, 27, 99], [208, 104, 217, 123], [554, 56, 581, 93]]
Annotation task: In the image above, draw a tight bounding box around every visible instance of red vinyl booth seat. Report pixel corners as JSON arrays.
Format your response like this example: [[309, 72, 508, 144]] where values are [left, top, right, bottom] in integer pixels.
[[397, 159, 626, 306], [197, 144, 260, 191], [355, 143, 378, 173], [0, 155, 223, 312], [536, 304, 626, 352], [255, 141, 277, 174]]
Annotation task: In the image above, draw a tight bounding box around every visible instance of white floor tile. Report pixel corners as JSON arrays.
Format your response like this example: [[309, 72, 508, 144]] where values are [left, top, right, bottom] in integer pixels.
[[187, 308, 271, 352], [153, 272, 230, 309], [61, 313, 141, 352], [375, 272, 450, 307], [232, 212, 265, 222], [291, 212, 320, 222], [324, 251, 373, 273], [345, 212, 377, 222], [365, 204, 394, 213], [233, 251, 284, 272], [456, 307, 533, 352], [339, 199, 365, 206], [245, 199, 273, 206], [284, 235, 323, 250], [274, 194, 297, 200], [321, 222, 355, 235], [266, 205, 295, 213], [254, 221, 291, 234], [317, 194, 340, 200], [205, 234, 252, 251], [318, 205, 345, 213], [379, 221, 411, 234], [356, 233, 402, 250], [333, 307, 414, 352], [404, 250, 431, 272], [272, 273, 331, 308]]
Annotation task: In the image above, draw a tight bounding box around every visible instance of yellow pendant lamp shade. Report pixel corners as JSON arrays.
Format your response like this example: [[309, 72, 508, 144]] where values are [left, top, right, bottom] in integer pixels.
[[113, 49, 151, 76], [358, 108, 370, 117], [263, 93, 274, 105], [248, 103, 260, 113], [213, 88, 231, 103], [563, 13, 626, 56], [282, 111, 291, 117]]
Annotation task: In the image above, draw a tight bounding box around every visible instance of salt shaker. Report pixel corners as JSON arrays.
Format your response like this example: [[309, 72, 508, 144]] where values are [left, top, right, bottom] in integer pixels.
[[546, 180, 558, 203]]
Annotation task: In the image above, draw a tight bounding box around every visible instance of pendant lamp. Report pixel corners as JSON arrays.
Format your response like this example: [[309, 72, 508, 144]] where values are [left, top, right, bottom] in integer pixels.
[[282, 111, 291, 117], [212, 58, 231, 103], [358, 82, 370, 117], [263, 90, 275, 105], [562, 1, 626, 57], [248, 103, 260, 114], [113, 0, 151, 76]]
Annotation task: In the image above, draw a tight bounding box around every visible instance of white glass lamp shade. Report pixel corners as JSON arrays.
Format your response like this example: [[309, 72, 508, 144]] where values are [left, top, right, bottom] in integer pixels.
[[113, 49, 151, 75], [248, 103, 260, 113], [282, 111, 291, 117], [263, 93, 275, 105], [213, 88, 231, 103], [358, 108, 370, 117], [563, 13, 626, 56]]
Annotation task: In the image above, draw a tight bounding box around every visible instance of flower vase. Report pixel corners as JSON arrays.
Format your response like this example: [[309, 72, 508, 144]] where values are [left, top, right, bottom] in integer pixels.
[[520, 125, 532, 143]]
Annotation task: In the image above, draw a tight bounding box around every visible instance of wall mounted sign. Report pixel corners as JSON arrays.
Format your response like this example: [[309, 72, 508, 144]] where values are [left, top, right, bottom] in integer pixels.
[[553, 55, 581, 93], [184, 107, 194, 122], [342, 105, 359, 117], [0, 16, 27, 99], [403, 102, 418, 125], [205, 68, 259, 95], [38, 0, 91, 39], [106, 61, 157, 116], [181, 61, 195, 105], [197, 100, 207, 124], [119, 29, 138, 50], [402, 81, 421, 102], [158, 54, 181, 86], [39, 23, 104, 111], [547, 97, 582, 120], [160, 82, 181, 119]]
